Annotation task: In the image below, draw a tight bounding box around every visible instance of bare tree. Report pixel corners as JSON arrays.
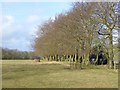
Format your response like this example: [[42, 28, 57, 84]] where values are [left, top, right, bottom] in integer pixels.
[[95, 2, 118, 68], [33, 2, 119, 69]]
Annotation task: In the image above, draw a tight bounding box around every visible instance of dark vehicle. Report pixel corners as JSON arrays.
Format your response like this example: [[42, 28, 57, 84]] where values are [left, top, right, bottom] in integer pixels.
[[89, 51, 107, 65], [89, 53, 97, 64], [32, 56, 41, 62], [97, 51, 107, 65]]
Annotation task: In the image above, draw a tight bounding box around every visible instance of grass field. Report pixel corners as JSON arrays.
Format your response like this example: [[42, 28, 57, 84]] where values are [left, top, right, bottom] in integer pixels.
[[1, 60, 118, 88]]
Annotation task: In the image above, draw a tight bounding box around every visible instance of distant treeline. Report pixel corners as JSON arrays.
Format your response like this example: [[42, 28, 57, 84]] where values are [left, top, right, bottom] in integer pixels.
[[1, 48, 35, 60]]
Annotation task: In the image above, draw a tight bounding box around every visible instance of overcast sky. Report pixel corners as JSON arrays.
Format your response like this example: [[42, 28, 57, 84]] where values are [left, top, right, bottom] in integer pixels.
[[1, 2, 72, 51]]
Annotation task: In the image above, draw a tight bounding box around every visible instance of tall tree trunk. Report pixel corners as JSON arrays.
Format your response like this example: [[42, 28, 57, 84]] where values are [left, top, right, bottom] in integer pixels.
[[109, 33, 114, 69]]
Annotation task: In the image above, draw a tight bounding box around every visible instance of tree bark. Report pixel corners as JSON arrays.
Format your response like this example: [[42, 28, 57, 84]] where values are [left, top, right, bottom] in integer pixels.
[[109, 33, 114, 69]]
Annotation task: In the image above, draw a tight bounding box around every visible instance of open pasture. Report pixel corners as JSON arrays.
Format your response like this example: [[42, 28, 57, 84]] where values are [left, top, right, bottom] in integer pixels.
[[1, 60, 118, 88]]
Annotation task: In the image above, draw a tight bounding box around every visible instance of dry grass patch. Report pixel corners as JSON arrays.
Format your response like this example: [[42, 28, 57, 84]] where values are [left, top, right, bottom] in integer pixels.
[[2, 60, 118, 88]]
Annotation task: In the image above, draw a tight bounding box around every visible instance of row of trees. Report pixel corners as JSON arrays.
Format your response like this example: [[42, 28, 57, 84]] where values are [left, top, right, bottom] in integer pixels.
[[34, 2, 119, 69], [1, 48, 34, 60]]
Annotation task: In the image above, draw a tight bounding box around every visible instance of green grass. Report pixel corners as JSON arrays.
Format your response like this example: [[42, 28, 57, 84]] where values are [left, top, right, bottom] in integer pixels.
[[1, 60, 118, 88]]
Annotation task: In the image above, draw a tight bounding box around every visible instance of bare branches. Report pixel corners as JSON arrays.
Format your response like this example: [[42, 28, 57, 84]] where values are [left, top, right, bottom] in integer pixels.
[[98, 29, 110, 35], [33, 2, 118, 67]]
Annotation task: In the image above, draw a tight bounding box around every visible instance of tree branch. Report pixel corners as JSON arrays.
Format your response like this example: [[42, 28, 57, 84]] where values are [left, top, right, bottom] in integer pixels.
[[98, 29, 110, 35]]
